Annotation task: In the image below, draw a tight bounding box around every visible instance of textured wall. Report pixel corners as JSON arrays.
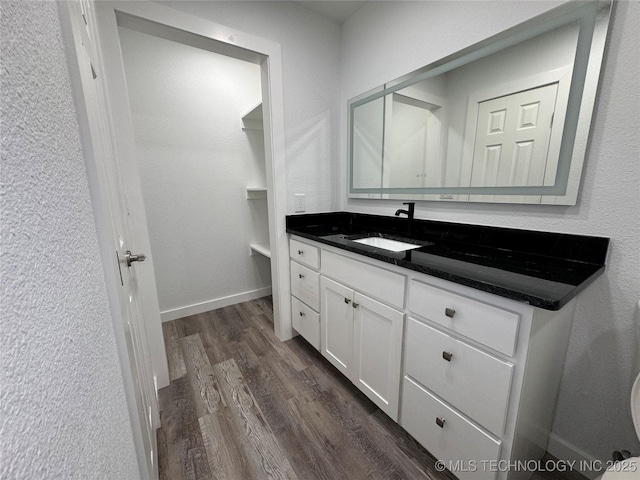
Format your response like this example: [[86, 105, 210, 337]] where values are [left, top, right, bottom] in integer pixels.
[[159, 1, 343, 214], [0, 2, 140, 479], [341, 0, 640, 463], [118, 26, 270, 314]]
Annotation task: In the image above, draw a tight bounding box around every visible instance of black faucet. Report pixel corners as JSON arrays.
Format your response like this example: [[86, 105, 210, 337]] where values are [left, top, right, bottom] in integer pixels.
[[394, 202, 415, 235]]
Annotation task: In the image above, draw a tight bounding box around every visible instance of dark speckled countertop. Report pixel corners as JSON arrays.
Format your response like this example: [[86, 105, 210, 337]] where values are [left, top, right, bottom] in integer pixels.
[[286, 212, 609, 311]]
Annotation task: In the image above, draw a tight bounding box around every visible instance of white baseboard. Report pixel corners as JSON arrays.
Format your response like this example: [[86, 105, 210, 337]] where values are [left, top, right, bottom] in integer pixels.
[[160, 287, 272, 322], [547, 432, 601, 479]]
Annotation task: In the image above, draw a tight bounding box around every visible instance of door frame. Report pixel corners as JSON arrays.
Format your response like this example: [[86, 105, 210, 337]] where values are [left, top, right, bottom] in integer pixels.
[[96, 1, 291, 343], [92, 1, 291, 342]]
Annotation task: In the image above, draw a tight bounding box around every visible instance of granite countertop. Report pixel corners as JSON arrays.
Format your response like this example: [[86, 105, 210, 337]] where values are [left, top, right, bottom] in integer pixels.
[[286, 212, 609, 311]]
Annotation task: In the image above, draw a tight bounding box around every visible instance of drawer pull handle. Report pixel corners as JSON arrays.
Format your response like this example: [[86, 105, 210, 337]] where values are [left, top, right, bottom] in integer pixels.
[[344, 298, 351, 304], [299, 311, 305, 317], [442, 351, 453, 362], [436, 417, 446, 428], [445, 307, 456, 318], [298, 249, 304, 255], [352, 302, 360, 309], [299, 273, 304, 279]]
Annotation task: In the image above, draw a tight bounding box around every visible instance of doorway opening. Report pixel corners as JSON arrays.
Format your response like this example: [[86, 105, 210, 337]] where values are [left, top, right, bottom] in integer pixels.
[[117, 18, 272, 324]]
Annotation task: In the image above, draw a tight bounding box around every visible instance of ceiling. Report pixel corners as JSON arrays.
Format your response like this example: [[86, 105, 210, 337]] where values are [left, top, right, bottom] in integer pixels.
[[292, 1, 368, 23]]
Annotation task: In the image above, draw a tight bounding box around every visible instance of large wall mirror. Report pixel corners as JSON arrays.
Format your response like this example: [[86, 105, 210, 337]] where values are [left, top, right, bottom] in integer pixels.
[[348, 1, 612, 205]]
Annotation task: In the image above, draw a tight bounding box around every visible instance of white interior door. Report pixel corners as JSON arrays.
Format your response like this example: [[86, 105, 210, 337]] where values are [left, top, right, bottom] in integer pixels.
[[66, 1, 165, 477], [469, 83, 558, 203], [471, 83, 558, 188]]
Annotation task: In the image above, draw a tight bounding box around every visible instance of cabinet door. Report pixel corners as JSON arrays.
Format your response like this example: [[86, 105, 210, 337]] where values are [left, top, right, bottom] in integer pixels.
[[353, 292, 404, 421], [321, 276, 354, 378]]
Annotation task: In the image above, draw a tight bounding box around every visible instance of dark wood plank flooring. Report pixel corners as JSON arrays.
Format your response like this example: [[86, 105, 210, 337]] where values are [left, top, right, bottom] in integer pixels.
[[157, 297, 587, 480]]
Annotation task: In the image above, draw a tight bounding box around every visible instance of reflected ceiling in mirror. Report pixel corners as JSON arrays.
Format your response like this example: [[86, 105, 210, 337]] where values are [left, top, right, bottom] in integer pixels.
[[348, 1, 612, 205]]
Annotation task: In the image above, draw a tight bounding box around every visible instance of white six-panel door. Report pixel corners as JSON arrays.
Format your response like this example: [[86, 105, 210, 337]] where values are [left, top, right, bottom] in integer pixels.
[[470, 83, 559, 190]]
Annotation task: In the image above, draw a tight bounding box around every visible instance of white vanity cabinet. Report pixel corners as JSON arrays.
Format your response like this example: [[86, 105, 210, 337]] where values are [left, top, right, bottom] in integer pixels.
[[287, 234, 577, 480], [289, 238, 321, 350], [320, 275, 404, 420]]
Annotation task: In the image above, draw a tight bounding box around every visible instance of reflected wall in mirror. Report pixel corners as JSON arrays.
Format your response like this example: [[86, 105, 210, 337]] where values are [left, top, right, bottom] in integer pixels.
[[348, 1, 612, 205]]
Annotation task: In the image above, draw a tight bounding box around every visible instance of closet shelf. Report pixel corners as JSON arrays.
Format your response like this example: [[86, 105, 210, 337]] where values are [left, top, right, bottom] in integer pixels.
[[249, 243, 271, 259], [241, 103, 263, 131], [246, 187, 267, 200]]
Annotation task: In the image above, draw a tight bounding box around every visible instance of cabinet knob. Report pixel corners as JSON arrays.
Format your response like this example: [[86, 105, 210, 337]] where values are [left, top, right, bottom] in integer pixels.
[[344, 298, 351, 304], [298, 249, 304, 255], [442, 351, 453, 362], [352, 302, 360, 309], [299, 273, 304, 279], [436, 417, 446, 428], [445, 307, 456, 318]]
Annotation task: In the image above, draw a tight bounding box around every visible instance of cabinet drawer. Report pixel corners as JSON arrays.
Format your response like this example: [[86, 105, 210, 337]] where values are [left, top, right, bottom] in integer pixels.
[[401, 376, 501, 480], [405, 318, 513, 436], [322, 250, 405, 309], [292, 296, 320, 350], [409, 279, 520, 356], [290, 238, 320, 270], [290, 261, 320, 311]]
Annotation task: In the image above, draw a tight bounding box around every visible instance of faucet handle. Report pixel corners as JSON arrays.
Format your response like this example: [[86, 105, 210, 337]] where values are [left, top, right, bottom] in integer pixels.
[[402, 202, 415, 215]]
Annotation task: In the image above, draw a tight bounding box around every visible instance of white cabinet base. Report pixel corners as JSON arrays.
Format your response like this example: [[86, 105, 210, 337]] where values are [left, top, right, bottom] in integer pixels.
[[289, 234, 578, 480]]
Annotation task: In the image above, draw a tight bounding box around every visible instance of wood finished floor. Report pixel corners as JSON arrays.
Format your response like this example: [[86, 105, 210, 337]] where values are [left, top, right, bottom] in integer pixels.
[[157, 297, 587, 480]]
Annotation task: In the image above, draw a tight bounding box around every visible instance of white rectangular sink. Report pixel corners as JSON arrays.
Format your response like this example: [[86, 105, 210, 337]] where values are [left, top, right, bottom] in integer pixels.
[[352, 236, 422, 252]]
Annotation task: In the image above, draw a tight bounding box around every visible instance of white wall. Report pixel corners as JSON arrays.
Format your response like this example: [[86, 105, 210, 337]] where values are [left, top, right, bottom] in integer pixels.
[[118, 26, 271, 316], [341, 0, 640, 466], [158, 0, 343, 214], [0, 2, 140, 478]]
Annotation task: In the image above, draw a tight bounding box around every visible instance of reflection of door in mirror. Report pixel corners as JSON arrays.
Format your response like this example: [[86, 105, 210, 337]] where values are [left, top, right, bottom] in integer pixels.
[[459, 64, 572, 203], [383, 93, 443, 189], [469, 83, 559, 203]]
